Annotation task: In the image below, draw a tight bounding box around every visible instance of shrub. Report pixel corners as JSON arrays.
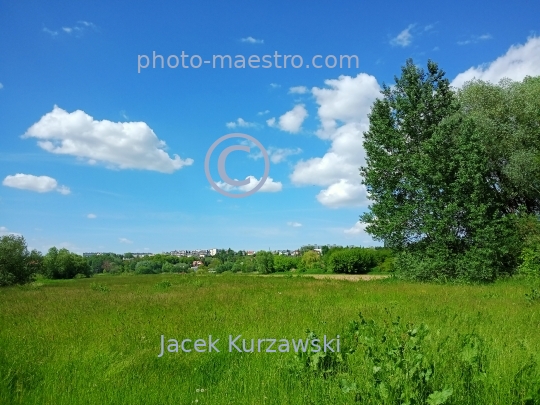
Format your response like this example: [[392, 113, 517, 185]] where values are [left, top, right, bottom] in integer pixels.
[[273, 255, 299, 272], [518, 247, 540, 278], [328, 248, 378, 274], [215, 262, 233, 274], [134, 260, 162, 275], [43, 247, 91, 279]]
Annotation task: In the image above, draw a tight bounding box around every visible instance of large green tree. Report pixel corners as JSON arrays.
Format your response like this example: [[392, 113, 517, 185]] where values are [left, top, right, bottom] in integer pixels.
[[360, 60, 540, 281], [43, 247, 92, 279], [0, 235, 42, 286]]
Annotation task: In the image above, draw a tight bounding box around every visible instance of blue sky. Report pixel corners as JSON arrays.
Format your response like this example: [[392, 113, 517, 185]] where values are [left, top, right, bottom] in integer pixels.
[[1, 0, 540, 254]]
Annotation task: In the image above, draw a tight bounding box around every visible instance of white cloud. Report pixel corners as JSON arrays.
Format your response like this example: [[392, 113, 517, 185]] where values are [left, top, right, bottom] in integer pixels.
[[0, 83, 3, 89], [0, 226, 20, 236], [452, 36, 540, 88], [119, 238, 133, 244], [22, 106, 193, 173], [56, 185, 71, 195], [270, 83, 281, 88], [215, 176, 282, 193], [87, 213, 97, 219], [42, 27, 58, 37], [46, 21, 97, 38], [269, 104, 308, 133], [344, 221, 368, 235], [3, 173, 70, 195], [457, 34, 492, 46], [312, 74, 380, 137], [241, 36, 264, 44], [287, 222, 302, 227], [289, 86, 308, 94], [257, 110, 270, 116], [226, 117, 257, 129], [316, 179, 368, 208], [390, 24, 415, 47], [290, 73, 381, 208], [268, 147, 302, 164], [250, 146, 302, 163]]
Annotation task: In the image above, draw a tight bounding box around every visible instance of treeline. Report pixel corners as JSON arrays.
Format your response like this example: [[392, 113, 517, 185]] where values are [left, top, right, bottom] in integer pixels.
[[361, 59, 540, 282], [0, 234, 395, 286]]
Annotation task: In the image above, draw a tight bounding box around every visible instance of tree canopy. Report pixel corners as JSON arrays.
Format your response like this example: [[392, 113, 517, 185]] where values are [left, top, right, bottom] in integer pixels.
[[360, 59, 540, 281]]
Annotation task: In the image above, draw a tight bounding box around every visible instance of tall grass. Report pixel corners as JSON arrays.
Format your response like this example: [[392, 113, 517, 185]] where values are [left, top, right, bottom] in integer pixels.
[[1, 274, 539, 404]]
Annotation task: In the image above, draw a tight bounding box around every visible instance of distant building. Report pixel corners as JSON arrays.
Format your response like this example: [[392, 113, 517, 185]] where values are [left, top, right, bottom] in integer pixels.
[[131, 253, 154, 258], [83, 252, 102, 257], [210, 248, 218, 256]]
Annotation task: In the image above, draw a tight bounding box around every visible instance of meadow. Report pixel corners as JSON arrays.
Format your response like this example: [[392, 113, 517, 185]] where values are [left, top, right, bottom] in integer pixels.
[[1, 273, 540, 404]]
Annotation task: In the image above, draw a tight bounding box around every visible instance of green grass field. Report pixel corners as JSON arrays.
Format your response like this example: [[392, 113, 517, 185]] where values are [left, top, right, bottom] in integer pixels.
[[1, 274, 540, 404]]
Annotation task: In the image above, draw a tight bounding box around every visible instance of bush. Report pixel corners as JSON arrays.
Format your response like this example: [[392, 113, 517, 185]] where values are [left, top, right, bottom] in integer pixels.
[[255, 251, 274, 274], [134, 260, 162, 275], [42, 247, 92, 279], [0, 235, 42, 286], [273, 255, 299, 272], [518, 247, 540, 278], [215, 262, 233, 273], [328, 248, 378, 274]]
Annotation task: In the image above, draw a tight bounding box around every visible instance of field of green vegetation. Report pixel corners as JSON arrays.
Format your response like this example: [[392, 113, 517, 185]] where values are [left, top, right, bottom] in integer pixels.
[[2, 273, 540, 404]]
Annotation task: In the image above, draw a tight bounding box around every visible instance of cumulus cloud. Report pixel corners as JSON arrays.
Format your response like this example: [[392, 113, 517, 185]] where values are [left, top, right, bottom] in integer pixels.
[[452, 36, 540, 88], [290, 73, 381, 208], [344, 221, 368, 235], [226, 118, 257, 128], [215, 176, 282, 193], [241, 36, 264, 44], [287, 222, 302, 227], [119, 238, 133, 244], [267, 104, 308, 133], [3, 173, 70, 195], [257, 110, 270, 116], [390, 24, 415, 47], [22, 106, 193, 173], [316, 179, 368, 208], [87, 213, 97, 219], [289, 86, 308, 94], [270, 83, 281, 88]]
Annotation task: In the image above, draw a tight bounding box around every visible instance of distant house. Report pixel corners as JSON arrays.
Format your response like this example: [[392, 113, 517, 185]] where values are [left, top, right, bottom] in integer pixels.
[[132, 253, 154, 258], [83, 252, 101, 257], [192, 260, 203, 267], [209, 248, 218, 256], [246, 251, 255, 256]]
